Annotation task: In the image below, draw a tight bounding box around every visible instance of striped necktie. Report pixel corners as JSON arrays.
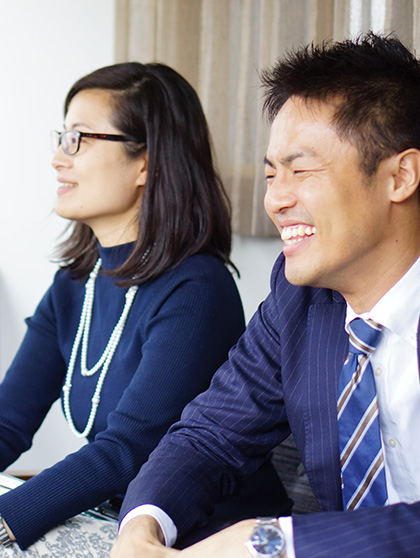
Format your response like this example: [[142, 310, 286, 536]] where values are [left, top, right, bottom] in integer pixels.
[[337, 317, 388, 509]]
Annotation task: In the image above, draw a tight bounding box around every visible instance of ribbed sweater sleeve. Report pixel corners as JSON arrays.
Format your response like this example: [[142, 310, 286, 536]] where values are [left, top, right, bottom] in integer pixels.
[[0, 253, 244, 549]]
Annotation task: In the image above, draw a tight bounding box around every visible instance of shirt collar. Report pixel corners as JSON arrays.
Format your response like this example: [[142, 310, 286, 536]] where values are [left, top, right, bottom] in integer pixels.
[[346, 255, 420, 344]]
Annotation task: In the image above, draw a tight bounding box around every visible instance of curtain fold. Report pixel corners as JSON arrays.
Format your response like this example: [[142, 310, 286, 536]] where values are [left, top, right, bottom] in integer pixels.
[[115, 0, 420, 236]]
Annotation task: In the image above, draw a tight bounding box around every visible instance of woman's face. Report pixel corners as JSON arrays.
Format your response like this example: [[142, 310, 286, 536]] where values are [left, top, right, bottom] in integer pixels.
[[52, 88, 147, 247]]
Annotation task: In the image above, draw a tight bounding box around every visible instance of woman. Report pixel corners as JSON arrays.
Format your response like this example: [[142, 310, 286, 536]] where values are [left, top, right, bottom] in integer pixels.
[[0, 62, 245, 555]]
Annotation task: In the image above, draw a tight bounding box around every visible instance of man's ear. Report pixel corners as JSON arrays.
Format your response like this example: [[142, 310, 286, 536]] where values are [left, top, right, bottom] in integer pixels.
[[389, 148, 420, 203], [135, 151, 148, 187]]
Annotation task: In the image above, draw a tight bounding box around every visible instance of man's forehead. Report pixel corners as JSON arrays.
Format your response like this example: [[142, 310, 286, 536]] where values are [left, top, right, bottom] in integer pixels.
[[266, 97, 339, 161], [273, 96, 336, 127]]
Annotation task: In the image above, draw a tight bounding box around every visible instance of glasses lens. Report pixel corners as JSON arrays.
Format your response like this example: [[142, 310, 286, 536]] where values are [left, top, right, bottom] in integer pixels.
[[61, 131, 80, 155], [50, 130, 60, 153]]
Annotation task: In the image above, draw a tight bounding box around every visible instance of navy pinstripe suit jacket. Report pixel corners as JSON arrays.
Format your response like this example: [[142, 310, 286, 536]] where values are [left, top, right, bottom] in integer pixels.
[[121, 254, 420, 557]]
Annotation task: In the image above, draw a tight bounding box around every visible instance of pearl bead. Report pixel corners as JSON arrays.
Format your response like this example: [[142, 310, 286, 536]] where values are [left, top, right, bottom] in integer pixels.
[[63, 258, 138, 439]]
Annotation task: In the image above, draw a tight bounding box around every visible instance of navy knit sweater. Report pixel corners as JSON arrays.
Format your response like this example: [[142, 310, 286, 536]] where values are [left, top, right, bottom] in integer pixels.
[[0, 243, 245, 549]]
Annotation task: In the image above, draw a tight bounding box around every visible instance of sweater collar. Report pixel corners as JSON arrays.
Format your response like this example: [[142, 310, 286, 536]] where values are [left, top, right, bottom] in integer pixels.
[[97, 242, 134, 270]]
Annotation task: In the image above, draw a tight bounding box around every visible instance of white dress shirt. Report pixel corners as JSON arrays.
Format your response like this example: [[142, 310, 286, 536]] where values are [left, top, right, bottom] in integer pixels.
[[120, 256, 420, 556], [345, 255, 420, 504]]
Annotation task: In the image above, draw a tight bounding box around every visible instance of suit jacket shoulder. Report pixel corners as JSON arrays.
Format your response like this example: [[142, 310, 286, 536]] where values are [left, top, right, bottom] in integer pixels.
[[261, 255, 348, 511]]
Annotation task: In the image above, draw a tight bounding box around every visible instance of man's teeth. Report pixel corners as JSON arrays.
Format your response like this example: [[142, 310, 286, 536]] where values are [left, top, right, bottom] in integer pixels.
[[281, 225, 316, 243]]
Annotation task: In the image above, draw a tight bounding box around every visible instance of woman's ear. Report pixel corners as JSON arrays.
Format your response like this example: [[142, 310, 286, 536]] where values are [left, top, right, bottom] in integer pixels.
[[389, 148, 420, 203], [136, 151, 148, 187]]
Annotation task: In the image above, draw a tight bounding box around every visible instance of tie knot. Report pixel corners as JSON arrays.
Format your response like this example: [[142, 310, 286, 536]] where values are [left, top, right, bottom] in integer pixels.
[[348, 318, 382, 355]]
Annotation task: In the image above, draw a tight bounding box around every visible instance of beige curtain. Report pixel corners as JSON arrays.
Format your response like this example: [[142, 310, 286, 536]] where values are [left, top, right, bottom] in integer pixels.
[[115, 0, 420, 236]]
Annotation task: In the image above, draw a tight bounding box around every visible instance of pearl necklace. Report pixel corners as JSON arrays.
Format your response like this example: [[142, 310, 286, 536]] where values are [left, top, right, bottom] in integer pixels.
[[63, 258, 138, 438]]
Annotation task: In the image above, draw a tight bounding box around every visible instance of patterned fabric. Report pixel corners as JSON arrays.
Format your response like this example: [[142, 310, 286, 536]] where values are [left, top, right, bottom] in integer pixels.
[[0, 514, 118, 557], [337, 318, 388, 509]]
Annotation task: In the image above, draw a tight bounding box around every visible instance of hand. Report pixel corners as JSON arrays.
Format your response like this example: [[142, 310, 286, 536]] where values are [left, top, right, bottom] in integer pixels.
[[1, 518, 15, 543], [111, 515, 180, 558], [178, 519, 255, 558]]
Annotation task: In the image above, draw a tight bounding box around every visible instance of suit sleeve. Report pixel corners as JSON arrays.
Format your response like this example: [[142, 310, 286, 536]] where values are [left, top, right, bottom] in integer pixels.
[[120, 256, 292, 537], [293, 502, 420, 557]]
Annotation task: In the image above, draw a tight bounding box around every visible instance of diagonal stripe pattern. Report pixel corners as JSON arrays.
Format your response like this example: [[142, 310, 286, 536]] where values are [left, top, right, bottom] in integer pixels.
[[337, 318, 388, 509]]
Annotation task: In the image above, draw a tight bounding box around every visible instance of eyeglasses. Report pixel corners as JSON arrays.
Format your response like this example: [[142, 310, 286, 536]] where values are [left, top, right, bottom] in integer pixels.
[[50, 129, 130, 156]]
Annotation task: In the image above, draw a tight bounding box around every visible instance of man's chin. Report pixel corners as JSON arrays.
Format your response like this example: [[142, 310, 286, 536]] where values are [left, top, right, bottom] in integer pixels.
[[284, 263, 321, 289], [284, 270, 309, 287]]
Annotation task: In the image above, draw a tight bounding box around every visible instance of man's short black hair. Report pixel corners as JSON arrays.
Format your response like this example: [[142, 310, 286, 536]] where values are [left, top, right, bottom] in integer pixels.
[[262, 32, 420, 176]]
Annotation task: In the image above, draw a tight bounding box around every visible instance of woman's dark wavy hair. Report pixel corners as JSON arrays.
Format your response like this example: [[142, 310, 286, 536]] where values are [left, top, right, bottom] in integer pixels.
[[261, 32, 420, 177], [56, 62, 235, 286]]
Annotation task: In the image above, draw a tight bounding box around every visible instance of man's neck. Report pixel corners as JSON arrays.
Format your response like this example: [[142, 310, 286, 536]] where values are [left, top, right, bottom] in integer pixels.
[[342, 250, 420, 314]]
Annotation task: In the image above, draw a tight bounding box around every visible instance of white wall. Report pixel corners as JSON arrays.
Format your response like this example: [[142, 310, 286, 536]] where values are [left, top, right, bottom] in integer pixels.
[[232, 235, 282, 323], [0, 0, 115, 474], [0, 0, 283, 475]]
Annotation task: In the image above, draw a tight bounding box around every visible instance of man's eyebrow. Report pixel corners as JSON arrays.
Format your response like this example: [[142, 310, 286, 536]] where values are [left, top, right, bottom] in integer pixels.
[[281, 150, 316, 165], [264, 150, 317, 168]]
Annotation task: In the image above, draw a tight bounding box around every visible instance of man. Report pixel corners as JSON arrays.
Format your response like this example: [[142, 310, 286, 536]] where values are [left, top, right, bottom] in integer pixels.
[[111, 33, 420, 557]]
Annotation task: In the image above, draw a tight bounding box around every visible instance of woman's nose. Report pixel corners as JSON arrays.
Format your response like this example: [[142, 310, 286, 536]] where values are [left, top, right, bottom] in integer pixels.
[[51, 145, 71, 170]]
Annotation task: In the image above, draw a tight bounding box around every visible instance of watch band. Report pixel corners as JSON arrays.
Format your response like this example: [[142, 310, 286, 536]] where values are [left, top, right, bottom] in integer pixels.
[[0, 517, 13, 548]]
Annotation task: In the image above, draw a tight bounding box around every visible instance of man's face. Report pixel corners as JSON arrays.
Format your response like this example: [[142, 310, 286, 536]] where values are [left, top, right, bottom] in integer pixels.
[[264, 96, 394, 298]]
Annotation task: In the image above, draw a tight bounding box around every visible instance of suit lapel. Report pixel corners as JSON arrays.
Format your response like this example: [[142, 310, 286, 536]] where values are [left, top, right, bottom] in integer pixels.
[[302, 299, 347, 511], [298, 298, 420, 511]]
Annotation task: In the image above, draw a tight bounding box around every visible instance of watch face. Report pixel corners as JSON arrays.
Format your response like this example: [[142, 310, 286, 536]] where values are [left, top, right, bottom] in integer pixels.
[[250, 525, 285, 556]]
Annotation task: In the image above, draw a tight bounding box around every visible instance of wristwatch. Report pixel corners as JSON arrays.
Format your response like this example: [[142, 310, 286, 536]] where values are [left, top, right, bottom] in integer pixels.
[[0, 516, 13, 547], [245, 517, 286, 557]]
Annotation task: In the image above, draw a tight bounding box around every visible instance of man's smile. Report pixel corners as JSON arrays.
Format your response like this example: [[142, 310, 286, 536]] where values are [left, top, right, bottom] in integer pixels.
[[281, 225, 316, 245]]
